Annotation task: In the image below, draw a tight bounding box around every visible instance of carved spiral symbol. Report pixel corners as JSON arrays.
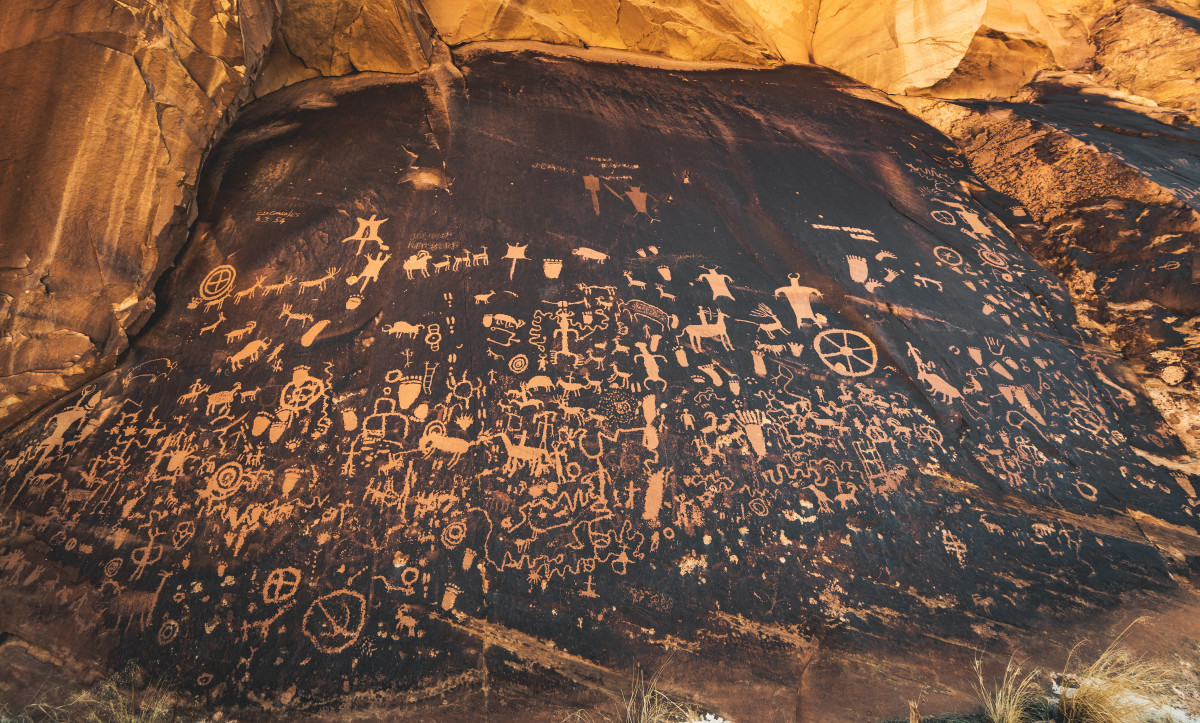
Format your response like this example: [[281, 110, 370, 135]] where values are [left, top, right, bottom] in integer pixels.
[[207, 461, 244, 500], [441, 521, 467, 549], [509, 354, 529, 374]]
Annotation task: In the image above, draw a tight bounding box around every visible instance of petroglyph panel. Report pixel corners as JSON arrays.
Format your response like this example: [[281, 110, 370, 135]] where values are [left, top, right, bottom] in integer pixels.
[[2, 51, 1196, 708]]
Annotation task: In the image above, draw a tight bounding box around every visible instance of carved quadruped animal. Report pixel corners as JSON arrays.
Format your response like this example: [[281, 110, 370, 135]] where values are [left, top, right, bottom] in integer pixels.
[[680, 309, 733, 352], [404, 251, 432, 279]]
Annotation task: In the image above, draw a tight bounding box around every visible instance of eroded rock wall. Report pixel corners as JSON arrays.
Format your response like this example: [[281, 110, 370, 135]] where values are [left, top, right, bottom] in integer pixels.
[[2, 50, 1198, 722], [0, 0, 276, 431], [901, 75, 1200, 457]]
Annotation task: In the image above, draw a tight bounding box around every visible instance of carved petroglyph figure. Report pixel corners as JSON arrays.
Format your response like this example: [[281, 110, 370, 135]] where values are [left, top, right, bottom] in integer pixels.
[[299, 268, 339, 292], [348, 253, 390, 291], [680, 309, 733, 352], [229, 339, 272, 371], [503, 244, 528, 280], [815, 330, 877, 377], [775, 275, 826, 327], [342, 215, 389, 255], [697, 266, 734, 301], [224, 321, 257, 344], [572, 247, 608, 264], [280, 305, 314, 327], [404, 251, 432, 279]]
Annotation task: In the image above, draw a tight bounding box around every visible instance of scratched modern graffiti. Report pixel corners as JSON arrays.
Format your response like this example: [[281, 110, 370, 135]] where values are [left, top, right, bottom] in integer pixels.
[[2, 55, 1196, 704]]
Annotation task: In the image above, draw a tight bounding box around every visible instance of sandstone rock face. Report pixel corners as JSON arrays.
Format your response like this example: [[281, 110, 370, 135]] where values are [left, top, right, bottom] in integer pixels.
[[253, 0, 436, 97], [423, 0, 789, 65], [0, 0, 275, 432], [812, 0, 988, 94], [1092, 0, 1200, 117], [901, 73, 1200, 457], [3, 49, 1198, 721]]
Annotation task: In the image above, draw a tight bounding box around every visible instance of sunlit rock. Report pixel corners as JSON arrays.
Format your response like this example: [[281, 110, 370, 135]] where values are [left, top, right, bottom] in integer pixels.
[[3, 48, 1197, 721], [0, 0, 275, 431]]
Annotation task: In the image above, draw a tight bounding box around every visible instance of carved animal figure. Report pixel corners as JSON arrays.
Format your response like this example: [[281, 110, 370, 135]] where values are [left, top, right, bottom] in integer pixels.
[[572, 247, 608, 263], [110, 571, 170, 631], [453, 249, 473, 270], [418, 422, 476, 466], [383, 321, 424, 339], [205, 383, 242, 415], [623, 271, 646, 289], [558, 399, 587, 423], [431, 255, 453, 274], [680, 309, 732, 352], [655, 285, 676, 301], [225, 321, 257, 343], [523, 376, 555, 393], [918, 368, 963, 403], [233, 276, 264, 303], [263, 275, 295, 295], [474, 291, 496, 305], [747, 303, 785, 338], [497, 433, 552, 474], [805, 484, 835, 514], [608, 362, 632, 387], [472, 247, 489, 266], [404, 250, 432, 279], [396, 605, 419, 636], [203, 296, 226, 312], [178, 380, 209, 405], [229, 339, 271, 371], [557, 378, 586, 396], [199, 313, 225, 335], [298, 267, 339, 291], [238, 387, 260, 402], [279, 304, 314, 327]]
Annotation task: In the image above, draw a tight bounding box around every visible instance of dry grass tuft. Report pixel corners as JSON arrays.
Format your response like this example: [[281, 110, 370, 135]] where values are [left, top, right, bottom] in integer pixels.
[[1, 665, 176, 723], [1057, 621, 1178, 723], [974, 657, 1041, 723], [566, 664, 694, 723], [67, 664, 176, 723]]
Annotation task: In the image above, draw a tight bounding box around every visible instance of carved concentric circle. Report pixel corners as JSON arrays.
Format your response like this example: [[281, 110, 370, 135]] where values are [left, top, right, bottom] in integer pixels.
[[207, 461, 244, 500]]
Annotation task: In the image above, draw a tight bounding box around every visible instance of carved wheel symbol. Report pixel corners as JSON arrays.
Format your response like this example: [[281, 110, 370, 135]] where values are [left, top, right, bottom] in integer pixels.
[[281, 377, 325, 412], [931, 209, 957, 226], [814, 329, 878, 377], [933, 246, 963, 267], [263, 567, 302, 604], [303, 590, 365, 654], [200, 265, 236, 300]]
